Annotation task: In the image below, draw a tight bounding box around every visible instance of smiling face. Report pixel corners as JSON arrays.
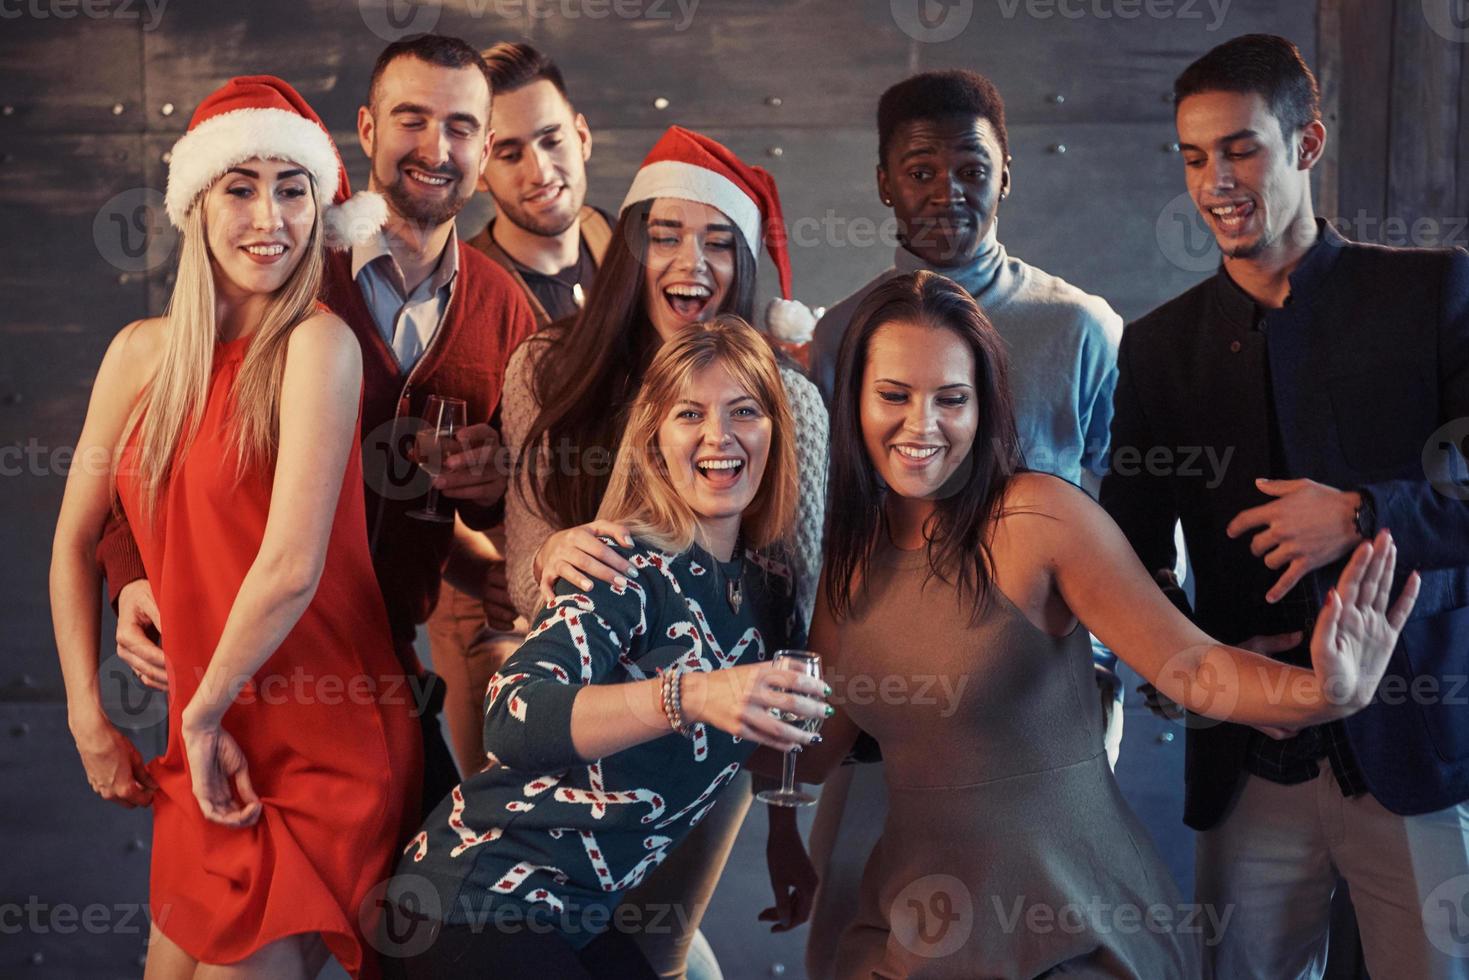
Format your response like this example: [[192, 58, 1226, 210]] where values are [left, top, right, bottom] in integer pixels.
[[658, 360, 772, 541], [1176, 90, 1320, 261], [202, 157, 317, 298], [879, 114, 1009, 268], [479, 79, 591, 238], [860, 319, 979, 502], [642, 199, 738, 343], [359, 55, 492, 227]]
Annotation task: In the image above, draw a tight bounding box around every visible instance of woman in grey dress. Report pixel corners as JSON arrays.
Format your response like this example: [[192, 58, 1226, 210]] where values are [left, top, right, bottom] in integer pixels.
[[773, 271, 1417, 979]]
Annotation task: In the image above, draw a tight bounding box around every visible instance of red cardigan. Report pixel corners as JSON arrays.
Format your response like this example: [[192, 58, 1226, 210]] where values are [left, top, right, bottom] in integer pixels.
[[96, 241, 537, 672]]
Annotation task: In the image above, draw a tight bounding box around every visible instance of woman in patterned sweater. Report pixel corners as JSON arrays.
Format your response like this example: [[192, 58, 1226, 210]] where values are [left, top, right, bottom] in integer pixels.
[[498, 126, 829, 977], [383, 319, 829, 978]]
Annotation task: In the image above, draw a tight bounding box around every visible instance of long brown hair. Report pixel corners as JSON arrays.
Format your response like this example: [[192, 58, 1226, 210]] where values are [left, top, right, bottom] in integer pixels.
[[824, 270, 1023, 621], [119, 173, 326, 522], [515, 197, 758, 529], [599, 315, 798, 554]]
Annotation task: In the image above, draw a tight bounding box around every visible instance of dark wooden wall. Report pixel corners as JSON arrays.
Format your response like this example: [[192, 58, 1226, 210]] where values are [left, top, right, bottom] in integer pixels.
[[14, 1, 1456, 976]]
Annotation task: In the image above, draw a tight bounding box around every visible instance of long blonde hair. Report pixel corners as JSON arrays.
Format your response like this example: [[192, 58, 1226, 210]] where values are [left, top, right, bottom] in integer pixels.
[[599, 315, 799, 555], [120, 173, 326, 522]]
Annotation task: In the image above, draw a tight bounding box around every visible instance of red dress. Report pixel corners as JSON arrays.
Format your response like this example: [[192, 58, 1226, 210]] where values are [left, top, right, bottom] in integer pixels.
[[115, 331, 422, 977]]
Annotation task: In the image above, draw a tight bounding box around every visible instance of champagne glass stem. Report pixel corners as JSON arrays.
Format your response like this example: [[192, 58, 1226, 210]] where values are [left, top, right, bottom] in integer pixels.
[[780, 747, 798, 796], [423, 484, 441, 517]]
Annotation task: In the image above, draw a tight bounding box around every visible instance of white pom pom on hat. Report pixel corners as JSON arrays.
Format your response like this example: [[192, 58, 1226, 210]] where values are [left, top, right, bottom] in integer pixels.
[[164, 75, 385, 249]]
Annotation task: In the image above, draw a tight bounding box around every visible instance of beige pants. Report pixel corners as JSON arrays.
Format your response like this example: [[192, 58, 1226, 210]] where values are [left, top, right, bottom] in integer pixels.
[[1197, 768, 1469, 980], [424, 581, 527, 775]]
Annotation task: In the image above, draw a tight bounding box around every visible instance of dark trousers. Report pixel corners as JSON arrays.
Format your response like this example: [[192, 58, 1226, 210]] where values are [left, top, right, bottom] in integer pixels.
[[383, 917, 659, 980], [414, 670, 462, 816]]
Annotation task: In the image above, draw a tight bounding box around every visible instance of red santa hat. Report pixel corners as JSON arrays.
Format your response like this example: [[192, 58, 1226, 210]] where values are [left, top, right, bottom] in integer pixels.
[[620, 126, 793, 300], [164, 75, 386, 249]]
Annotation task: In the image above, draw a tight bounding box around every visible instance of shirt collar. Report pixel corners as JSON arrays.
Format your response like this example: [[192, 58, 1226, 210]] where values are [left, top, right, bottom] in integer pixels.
[[351, 225, 461, 294], [1211, 218, 1344, 330]]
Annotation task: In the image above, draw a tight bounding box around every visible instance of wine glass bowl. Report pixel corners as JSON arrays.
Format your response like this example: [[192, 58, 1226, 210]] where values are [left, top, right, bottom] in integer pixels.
[[757, 650, 824, 808], [407, 395, 467, 523]]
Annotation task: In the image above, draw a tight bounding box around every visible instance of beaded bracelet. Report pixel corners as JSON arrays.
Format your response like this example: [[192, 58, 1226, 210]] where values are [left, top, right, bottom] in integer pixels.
[[660, 668, 691, 736]]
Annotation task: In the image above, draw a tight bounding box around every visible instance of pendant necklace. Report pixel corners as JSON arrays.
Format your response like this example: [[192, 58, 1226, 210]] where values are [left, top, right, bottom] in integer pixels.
[[727, 535, 745, 614]]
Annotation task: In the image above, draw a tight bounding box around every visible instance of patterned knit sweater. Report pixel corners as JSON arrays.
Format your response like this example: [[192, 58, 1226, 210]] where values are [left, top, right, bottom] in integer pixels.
[[391, 538, 798, 946], [501, 333, 828, 630]]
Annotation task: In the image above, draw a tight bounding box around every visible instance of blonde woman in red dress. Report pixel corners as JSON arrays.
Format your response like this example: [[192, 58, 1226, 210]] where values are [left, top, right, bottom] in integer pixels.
[[49, 76, 420, 979]]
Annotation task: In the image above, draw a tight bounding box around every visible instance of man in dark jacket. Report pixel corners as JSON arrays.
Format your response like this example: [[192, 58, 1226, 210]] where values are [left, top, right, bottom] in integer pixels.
[[1101, 34, 1469, 979]]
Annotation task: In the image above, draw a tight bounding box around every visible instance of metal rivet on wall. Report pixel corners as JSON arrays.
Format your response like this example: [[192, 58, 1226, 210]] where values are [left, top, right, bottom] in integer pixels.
[[652, 97, 669, 110], [1, 105, 14, 117], [767, 146, 783, 158], [160, 102, 175, 117], [30, 952, 44, 965], [118, 273, 132, 285], [161, 151, 172, 164], [1048, 143, 1067, 155], [1158, 731, 1175, 743], [128, 838, 147, 852], [18, 673, 35, 687], [1048, 93, 1065, 105], [112, 103, 126, 116], [1164, 142, 1180, 153], [765, 96, 783, 108], [769, 964, 786, 976]]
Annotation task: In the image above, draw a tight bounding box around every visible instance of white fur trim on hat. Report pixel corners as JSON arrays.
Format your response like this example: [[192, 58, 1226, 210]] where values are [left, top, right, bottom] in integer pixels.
[[324, 190, 388, 249], [164, 107, 341, 229], [765, 297, 816, 344], [619, 160, 762, 259]]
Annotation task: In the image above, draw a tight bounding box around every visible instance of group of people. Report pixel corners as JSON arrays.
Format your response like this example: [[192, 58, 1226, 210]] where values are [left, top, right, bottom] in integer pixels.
[[46, 26, 1468, 980]]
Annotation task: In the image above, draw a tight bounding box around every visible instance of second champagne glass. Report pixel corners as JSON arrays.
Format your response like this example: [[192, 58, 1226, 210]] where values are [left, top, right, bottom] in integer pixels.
[[407, 395, 467, 523], [756, 649, 824, 808]]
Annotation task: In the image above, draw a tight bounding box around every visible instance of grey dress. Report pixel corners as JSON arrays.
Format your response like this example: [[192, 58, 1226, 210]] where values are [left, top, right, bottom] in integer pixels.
[[832, 539, 1199, 979]]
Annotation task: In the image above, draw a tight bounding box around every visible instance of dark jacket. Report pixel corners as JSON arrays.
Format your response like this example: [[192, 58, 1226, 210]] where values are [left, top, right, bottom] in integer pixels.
[[1101, 222, 1469, 828]]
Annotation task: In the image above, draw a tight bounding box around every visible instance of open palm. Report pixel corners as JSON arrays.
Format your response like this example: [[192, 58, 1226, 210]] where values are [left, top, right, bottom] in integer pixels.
[[1310, 530, 1420, 713]]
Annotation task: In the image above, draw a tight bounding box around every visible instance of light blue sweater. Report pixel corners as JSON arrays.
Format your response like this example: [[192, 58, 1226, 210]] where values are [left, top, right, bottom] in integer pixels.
[[810, 227, 1122, 489]]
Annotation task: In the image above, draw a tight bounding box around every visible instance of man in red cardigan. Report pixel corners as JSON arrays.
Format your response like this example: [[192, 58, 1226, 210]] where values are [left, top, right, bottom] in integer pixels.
[[97, 34, 536, 815]]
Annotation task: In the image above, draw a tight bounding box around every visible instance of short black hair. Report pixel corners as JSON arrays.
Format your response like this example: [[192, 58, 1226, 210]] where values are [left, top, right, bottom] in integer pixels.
[[480, 41, 570, 101], [1173, 34, 1321, 141], [368, 34, 494, 111], [877, 70, 1009, 165]]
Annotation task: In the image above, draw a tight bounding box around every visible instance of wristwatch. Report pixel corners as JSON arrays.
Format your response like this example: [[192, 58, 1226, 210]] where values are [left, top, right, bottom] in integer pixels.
[[1353, 491, 1377, 540]]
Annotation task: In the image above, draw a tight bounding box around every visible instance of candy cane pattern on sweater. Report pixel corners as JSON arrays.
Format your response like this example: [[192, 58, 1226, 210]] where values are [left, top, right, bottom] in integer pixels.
[[578, 830, 674, 892], [447, 785, 504, 858], [554, 760, 667, 822], [491, 861, 570, 913], [654, 762, 742, 830], [485, 670, 530, 721]]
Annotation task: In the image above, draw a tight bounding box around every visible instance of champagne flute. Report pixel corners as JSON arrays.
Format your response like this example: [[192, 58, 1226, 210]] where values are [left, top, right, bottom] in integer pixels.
[[756, 650, 824, 808], [407, 395, 467, 523]]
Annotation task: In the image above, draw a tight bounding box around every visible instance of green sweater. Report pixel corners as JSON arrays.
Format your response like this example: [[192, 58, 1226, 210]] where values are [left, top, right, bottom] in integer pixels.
[[390, 537, 799, 946]]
